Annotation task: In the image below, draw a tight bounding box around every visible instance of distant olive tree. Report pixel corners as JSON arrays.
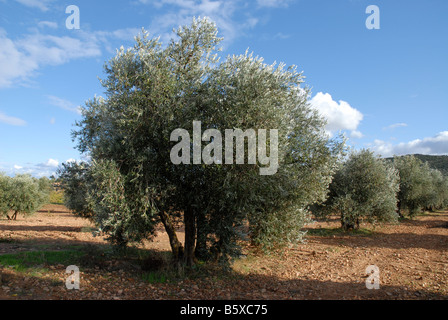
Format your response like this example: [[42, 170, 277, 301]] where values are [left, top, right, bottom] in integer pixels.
[[424, 168, 448, 211], [0, 173, 9, 216], [0, 174, 50, 220], [314, 149, 399, 230], [65, 17, 344, 266], [393, 155, 436, 217], [37, 176, 52, 205]]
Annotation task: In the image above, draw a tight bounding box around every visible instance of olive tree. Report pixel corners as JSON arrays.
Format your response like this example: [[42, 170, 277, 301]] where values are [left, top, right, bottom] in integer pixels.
[[57, 161, 94, 220], [0, 174, 49, 220], [315, 149, 399, 230], [67, 17, 344, 266], [0, 173, 9, 216], [426, 167, 448, 211], [393, 155, 435, 216]]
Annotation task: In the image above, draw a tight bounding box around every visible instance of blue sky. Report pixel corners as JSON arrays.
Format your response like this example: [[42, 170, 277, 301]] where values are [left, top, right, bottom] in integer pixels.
[[1, 0, 447, 177]]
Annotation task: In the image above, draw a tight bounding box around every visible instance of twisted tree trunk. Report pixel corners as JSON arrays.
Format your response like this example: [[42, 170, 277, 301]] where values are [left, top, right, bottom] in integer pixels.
[[159, 211, 184, 262], [6, 211, 18, 220]]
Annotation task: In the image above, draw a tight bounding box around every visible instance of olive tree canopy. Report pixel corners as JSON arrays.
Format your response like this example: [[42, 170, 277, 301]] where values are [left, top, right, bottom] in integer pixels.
[[66, 17, 344, 266]]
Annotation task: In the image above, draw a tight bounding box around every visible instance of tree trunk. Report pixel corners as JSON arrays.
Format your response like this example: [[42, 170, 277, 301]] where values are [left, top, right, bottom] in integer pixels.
[[12, 211, 18, 220], [342, 220, 356, 231], [341, 213, 359, 231], [397, 200, 404, 218], [159, 211, 184, 262], [183, 207, 196, 266], [195, 211, 208, 261]]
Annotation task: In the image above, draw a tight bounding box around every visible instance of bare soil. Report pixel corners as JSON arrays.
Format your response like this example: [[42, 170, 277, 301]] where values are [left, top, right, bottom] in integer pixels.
[[0, 204, 447, 300]]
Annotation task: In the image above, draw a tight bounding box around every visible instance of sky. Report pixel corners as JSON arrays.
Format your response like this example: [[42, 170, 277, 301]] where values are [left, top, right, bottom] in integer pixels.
[[0, 0, 447, 177]]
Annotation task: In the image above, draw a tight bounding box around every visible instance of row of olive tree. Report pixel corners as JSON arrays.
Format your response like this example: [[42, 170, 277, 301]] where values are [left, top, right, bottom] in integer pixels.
[[0, 173, 51, 220], [58, 17, 345, 267], [312, 151, 448, 230], [394, 155, 448, 216]]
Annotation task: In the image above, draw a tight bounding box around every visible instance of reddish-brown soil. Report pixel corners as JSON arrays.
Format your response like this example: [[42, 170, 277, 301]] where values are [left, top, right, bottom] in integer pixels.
[[0, 204, 447, 300]]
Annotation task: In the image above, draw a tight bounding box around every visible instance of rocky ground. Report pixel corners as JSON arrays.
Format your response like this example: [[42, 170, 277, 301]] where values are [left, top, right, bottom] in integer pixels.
[[0, 204, 447, 300]]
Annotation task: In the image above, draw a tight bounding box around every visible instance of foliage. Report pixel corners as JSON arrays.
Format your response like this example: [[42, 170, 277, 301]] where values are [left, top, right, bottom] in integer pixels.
[[49, 190, 65, 204], [393, 155, 448, 216], [314, 149, 399, 230], [36, 176, 52, 205], [0, 173, 9, 215], [66, 17, 345, 266], [0, 173, 51, 220], [402, 154, 448, 176], [86, 159, 159, 247], [57, 161, 94, 220]]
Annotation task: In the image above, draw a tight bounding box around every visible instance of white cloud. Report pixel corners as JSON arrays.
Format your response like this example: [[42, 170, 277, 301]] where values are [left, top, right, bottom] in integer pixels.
[[39, 158, 59, 168], [383, 122, 408, 130], [350, 130, 364, 139], [310, 92, 363, 137], [37, 21, 58, 29], [371, 131, 448, 157], [17, 33, 102, 66], [256, 0, 292, 8], [0, 111, 26, 126], [0, 29, 101, 88], [138, 0, 258, 45], [14, 0, 54, 11], [0, 29, 37, 87], [47, 95, 82, 114], [9, 158, 60, 177]]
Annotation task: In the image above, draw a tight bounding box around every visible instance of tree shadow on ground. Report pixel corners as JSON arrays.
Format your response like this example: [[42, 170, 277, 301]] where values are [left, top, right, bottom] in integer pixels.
[[0, 225, 82, 232], [1, 256, 447, 301], [305, 230, 447, 251], [398, 217, 448, 228], [36, 209, 71, 214], [224, 272, 448, 300]]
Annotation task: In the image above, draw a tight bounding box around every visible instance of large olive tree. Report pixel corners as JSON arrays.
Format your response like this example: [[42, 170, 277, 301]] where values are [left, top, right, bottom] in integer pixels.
[[67, 17, 344, 266]]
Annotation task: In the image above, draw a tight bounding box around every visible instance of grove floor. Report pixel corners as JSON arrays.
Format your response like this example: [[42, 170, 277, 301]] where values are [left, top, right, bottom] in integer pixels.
[[0, 204, 447, 300]]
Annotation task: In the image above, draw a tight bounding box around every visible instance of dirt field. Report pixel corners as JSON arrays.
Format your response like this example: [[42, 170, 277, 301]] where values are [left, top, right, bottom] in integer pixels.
[[0, 204, 447, 300]]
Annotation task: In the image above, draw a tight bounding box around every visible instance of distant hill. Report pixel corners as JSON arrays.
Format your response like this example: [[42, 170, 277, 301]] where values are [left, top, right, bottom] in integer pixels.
[[386, 154, 448, 176]]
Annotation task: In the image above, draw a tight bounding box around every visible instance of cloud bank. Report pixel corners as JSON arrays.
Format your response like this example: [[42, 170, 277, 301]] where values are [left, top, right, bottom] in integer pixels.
[[372, 131, 448, 157]]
